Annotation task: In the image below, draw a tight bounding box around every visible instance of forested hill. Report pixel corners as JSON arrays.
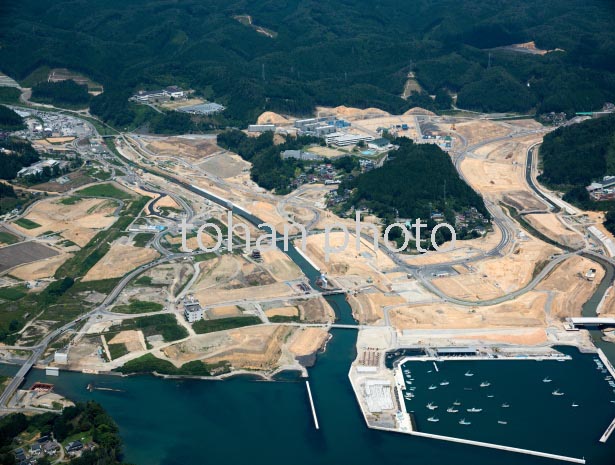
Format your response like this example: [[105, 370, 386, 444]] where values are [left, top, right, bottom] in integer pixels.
[[0, 0, 613, 127], [341, 138, 488, 225], [539, 115, 615, 187]]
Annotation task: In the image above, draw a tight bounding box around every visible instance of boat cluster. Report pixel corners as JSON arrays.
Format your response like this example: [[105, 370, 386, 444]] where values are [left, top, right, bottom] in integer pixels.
[[594, 358, 615, 392], [402, 364, 598, 426]]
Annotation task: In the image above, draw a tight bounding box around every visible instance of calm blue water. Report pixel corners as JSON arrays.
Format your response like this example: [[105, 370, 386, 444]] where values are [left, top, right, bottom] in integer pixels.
[[403, 347, 615, 461], [11, 176, 615, 464], [23, 332, 615, 465]]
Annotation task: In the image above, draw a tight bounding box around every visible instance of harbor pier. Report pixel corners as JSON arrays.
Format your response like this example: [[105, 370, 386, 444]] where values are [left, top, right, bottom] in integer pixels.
[[348, 348, 595, 463], [597, 349, 615, 443], [306, 380, 319, 430]]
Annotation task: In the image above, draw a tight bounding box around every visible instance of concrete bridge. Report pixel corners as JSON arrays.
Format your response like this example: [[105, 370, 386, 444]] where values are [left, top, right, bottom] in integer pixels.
[[567, 317, 615, 328], [320, 288, 346, 296]]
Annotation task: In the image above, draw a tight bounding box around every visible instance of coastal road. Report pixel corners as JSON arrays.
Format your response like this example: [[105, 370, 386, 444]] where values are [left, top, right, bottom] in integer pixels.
[[0, 248, 196, 408]]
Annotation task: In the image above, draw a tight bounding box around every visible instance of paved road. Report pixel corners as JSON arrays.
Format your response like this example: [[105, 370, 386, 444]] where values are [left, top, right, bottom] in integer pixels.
[[524, 143, 557, 212], [0, 249, 190, 407]]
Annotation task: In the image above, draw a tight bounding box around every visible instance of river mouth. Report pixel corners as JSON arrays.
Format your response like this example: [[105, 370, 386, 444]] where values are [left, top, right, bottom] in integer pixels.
[[11, 172, 615, 464], [18, 333, 615, 465]]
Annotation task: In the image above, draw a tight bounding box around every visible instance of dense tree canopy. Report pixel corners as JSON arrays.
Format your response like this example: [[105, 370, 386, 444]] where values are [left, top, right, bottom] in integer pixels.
[[0, 105, 24, 130], [539, 115, 615, 186], [539, 115, 615, 235], [0, 402, 125, 465], [217, 130, 319, 193], [0, 137, 40, 180], [341, 138, 489, 222], [0, 0, 613, 126], [31, 80, 90, 108]]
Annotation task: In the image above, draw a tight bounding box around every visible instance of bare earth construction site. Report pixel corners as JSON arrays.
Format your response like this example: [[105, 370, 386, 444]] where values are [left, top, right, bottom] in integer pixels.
[[1, 105, 615, 463]]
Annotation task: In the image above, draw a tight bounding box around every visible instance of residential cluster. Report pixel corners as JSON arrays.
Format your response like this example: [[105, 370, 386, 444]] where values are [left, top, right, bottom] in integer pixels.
[[12, 434, 67, 465], [421, 131, 453, 149], [454, 207, 490, 236], [291, 159, 374, 190], [14, 109, 90, 140]]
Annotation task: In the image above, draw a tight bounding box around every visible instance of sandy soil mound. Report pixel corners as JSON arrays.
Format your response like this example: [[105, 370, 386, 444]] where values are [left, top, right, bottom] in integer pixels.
[[316, 105, 390, 119], [403, 107, 436, 116], [257, 111, 289, 125]]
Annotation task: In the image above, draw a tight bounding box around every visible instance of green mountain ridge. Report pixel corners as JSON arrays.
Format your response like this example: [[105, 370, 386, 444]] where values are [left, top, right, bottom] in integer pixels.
[[0, 0, 613, 127]]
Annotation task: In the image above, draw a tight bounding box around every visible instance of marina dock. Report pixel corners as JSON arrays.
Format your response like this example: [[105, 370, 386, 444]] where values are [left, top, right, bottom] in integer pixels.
[[386, 351, 591, 462], [597, 349, 615, 443], [597, 349, 615, 379], [306, 381, 319, 430], [600, 418, 615, 443]]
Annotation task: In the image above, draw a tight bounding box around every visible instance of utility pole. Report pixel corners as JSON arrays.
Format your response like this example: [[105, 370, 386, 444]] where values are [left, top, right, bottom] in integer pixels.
[[443, 180, 447, 207]]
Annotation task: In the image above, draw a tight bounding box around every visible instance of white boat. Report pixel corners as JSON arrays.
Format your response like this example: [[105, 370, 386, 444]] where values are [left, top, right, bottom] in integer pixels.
[[487, 395, 495, 398], [572, 403, 579, 407], [552, 389, 564, 396], [453, 400, 461, 406], [447, 407, 459, 413], [543, 377, 552, 383], [427, 402, 438, 410], [459, 419, 471, 425], [427, 416, 440, 422], [465, 371, 474, 377], [428, 385, 437, 390], [467, 408, 482, 413], [480, 381, 491, 388], [501, 403, 510, 408], [440, 381, 450, 386], [498, 420, 508, 425]]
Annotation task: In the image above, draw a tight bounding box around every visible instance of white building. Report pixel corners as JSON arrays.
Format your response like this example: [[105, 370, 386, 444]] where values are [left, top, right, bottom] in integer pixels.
[[183, 296, 204, 323], [17, 159, 63, 178], [248, 124, 276, 133], [133, 90, 166, 102], [367, 138, 391, 150], [164, 86, 185, 99], [132, 86, 185, 102], [363, 379, 394, 413], [325, 132, 374, 147], [54, 350, 68, 365]]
